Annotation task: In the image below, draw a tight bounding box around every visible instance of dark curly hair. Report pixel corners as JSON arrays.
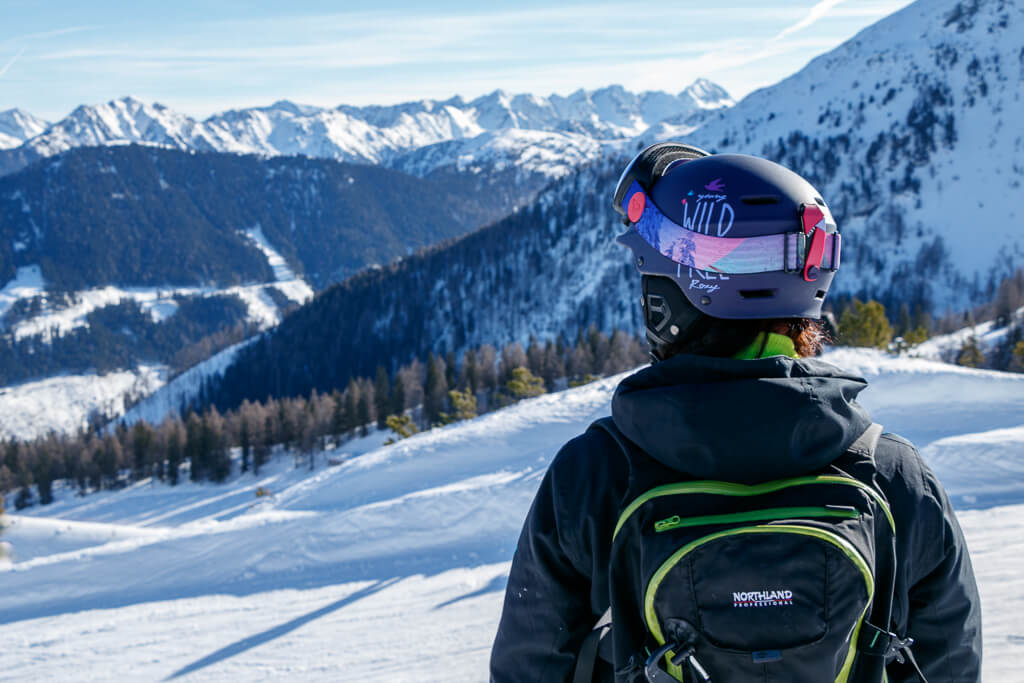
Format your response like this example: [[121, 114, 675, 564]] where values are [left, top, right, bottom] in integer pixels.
[[655, 317, 828, 360]]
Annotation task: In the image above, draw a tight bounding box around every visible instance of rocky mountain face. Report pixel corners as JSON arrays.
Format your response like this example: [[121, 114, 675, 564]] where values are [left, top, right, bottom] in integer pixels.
[[204, 0, 1024, 409]]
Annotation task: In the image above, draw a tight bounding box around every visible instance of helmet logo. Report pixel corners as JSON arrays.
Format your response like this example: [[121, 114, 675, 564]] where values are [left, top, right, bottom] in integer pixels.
[[682, 193, 735, 237], [704, 178, 726, 192]]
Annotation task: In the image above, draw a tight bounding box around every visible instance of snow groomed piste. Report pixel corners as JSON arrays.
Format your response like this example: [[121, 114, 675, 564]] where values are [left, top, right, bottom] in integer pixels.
[[2, 348, 1023, 681]]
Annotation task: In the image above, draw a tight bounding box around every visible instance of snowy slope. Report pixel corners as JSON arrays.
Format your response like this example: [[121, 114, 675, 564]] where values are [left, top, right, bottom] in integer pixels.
[[2, 350, 1023, 680], [392, 128, 606, 181], [659, 0, 1024, 309], [912, 304, 1024, 362], [117, 338, 257, 428], [0, 366, 164, 441]]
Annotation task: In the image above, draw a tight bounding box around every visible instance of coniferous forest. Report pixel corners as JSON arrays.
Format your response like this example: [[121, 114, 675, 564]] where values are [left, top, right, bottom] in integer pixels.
[[0, 327, 649, 508]]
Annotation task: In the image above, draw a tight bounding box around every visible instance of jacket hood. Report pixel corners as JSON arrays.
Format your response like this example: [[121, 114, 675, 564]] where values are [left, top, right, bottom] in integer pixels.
[[611, 354, 872, 484]]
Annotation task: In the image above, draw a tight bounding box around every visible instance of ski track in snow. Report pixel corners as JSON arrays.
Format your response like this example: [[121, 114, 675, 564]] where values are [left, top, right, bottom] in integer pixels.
[[1, 351, 1023, 680]]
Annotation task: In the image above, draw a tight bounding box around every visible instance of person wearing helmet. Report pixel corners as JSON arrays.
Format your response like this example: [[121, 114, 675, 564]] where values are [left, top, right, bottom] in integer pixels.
[[490, 144, 981, 682]]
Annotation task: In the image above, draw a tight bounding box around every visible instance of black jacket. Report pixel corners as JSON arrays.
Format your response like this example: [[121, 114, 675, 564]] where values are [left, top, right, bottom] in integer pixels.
[[490, 353, 982, 682]]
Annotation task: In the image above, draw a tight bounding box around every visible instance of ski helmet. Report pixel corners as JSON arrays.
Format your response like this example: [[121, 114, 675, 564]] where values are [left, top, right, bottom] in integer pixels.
[[613, 143, 841, 349]]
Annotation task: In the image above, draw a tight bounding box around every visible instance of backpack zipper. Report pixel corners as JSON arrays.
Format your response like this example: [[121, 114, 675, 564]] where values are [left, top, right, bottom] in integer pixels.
[[653, 505, 860, 533]]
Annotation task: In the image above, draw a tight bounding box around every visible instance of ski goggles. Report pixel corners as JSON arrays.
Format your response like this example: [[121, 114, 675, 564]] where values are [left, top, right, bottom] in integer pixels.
[[617, 180, 840, 282]]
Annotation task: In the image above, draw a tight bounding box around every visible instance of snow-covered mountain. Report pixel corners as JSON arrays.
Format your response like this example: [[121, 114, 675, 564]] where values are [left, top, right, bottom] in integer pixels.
[[0, 109, 48, 150], [2, 350, 1023, 679], [0, 81, 733, 179], [662, 0, 1024, 310]]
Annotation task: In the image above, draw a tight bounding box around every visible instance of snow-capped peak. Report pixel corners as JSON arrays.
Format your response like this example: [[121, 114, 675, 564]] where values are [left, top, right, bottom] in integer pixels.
[[0, 108, 49, 150], [680, 78, 734, 109]]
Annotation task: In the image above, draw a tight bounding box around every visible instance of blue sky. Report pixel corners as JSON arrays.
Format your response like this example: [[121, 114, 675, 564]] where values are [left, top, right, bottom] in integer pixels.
[[0, 0, 914, 121]]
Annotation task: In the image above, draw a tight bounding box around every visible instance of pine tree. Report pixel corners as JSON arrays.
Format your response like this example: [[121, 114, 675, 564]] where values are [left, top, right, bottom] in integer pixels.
[[166, 424, 183, 486], [14, 485, 32, 510], [357, 380, 372, 437], [98, 435, 123, 488], [277, 400, 295, 450], [447, 389, 478, 421], [0, 464, 15, 498], [390, 374, 406, 418], [903, 326, 929, 346], [461, 349, 479, 394], [239, 415, 251, 474], [838, 299, 893, 349], [343, 379, 359, 436], [424, 353, 448, 426], [205, 408, 232, 483], [477, 345, 498, 394], [499, 342, 528, 384], [445, 351, 457, 392], [185, 413, 204, 482], [1011, 340, 1024, 373], [385, 414, 418, 441], [330, 389, 345, 439], [32, 451, 54, 505], [130, 422, 153, 481], [526, 337, 544, 378], [957, 336, 985, 368], [255, 415, 274, 474], [374, 366, 390, 430], [507, 366, 545, 399]]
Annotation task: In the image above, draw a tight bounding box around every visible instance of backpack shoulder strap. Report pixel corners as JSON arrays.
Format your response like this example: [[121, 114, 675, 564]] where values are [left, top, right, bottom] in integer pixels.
[[572, 608, 612, 683], [847, 422, 884, 458]]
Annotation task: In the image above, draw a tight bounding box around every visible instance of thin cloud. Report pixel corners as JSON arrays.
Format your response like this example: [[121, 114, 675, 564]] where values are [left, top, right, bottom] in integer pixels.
[[775, 0, 848, 40], [0, 47, 25, 79], [0, 25, 97, 47]]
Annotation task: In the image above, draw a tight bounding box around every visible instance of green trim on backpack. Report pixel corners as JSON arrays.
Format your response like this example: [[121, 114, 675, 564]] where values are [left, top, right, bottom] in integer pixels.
[[613, 475, 895, 542]]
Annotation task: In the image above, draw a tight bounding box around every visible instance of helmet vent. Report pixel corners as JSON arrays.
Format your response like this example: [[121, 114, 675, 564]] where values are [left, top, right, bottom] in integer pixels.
[[814, 197, 826, 206], [740, 195, 780, 205], [815, 290, 827, 299], [739, 289, 777, 299]]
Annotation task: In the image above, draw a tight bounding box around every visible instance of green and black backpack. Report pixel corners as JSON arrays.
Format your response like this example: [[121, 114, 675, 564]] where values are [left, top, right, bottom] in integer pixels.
[[573, 419, 926, 683]]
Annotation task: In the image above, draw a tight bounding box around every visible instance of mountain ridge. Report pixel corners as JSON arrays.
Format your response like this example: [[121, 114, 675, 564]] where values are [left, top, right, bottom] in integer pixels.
[[0, 80, 734, 179]]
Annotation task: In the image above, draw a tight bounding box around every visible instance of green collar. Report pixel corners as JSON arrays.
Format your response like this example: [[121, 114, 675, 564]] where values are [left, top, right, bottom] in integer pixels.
[[733, 332, 800, 360]]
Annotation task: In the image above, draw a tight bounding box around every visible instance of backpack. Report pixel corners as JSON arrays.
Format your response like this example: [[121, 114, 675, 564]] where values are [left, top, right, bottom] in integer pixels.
[[573, 418, 925, 683]]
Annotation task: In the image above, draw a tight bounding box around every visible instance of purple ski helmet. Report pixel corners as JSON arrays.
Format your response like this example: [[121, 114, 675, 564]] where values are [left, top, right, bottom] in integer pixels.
[[613, 143, 841, 348]]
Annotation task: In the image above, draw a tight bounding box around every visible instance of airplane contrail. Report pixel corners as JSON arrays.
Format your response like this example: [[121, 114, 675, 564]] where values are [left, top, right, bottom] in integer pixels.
[[775, 0, 847, 40], [0, 47, 26, 79]]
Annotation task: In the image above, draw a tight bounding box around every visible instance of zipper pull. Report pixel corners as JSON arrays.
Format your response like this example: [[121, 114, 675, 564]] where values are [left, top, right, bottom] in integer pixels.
[[670, 648, 711, 682]]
